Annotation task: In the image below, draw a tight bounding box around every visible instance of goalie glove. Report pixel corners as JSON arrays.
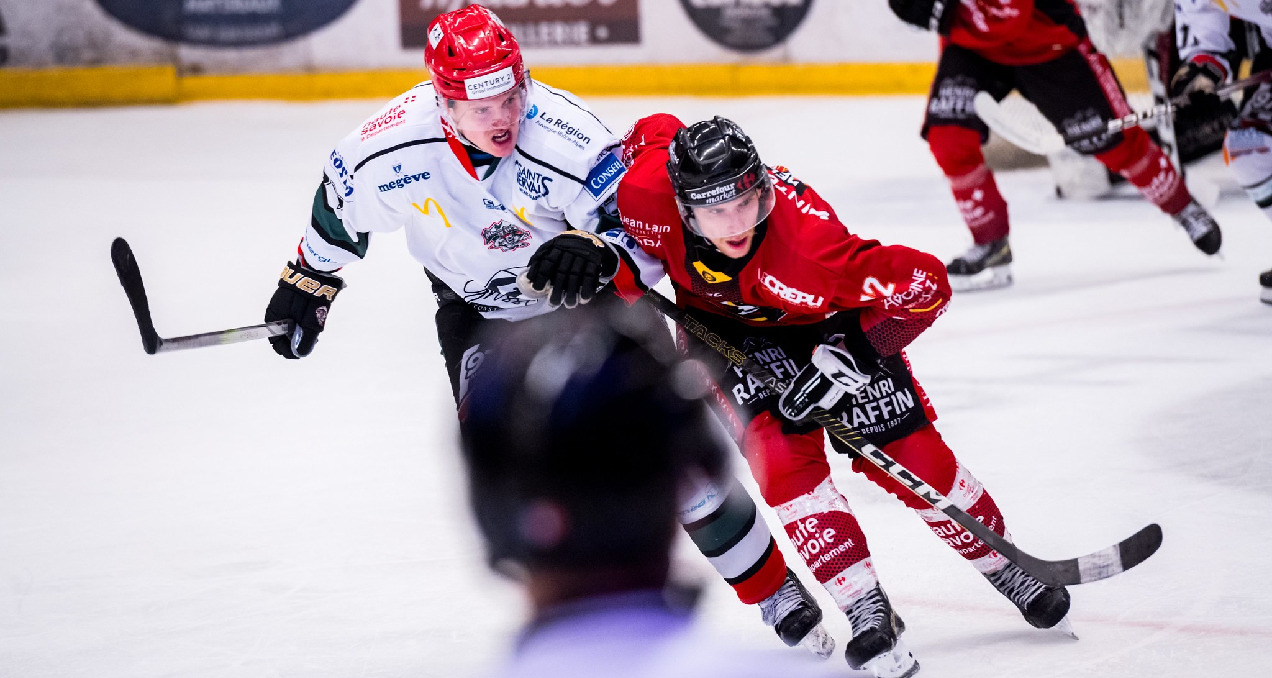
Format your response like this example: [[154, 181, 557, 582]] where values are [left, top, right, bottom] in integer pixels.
[[776, 341, 874, 423], [520, 230, 619, 309], [264, 261, 345, 359], [1170, 56, 1228, 109]]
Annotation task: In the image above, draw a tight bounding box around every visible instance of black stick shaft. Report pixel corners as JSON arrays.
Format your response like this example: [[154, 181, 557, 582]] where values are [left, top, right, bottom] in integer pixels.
[[639, 288, 1161, 586], [111, 237, 293, 355]]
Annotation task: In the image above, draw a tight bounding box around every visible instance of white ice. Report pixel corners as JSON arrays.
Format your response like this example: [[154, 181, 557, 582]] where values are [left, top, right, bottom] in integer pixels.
[[1, 95, 1269, 678]]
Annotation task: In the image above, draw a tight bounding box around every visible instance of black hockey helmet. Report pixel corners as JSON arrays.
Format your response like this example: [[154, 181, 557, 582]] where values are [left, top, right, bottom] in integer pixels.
[[666, 117, 775, 239], [458, 302, 727, 573]]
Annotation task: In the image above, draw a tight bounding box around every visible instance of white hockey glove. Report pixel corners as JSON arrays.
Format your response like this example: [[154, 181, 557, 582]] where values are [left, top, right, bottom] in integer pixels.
[[776, 342, 873, 423]]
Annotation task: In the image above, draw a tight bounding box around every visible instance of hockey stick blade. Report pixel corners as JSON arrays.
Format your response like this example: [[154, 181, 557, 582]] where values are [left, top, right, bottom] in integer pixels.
[[111, 237, 162, 354], [640, 288, 1162, 587], [110, 237, 294, 354], [973, 92, 1066, 155]]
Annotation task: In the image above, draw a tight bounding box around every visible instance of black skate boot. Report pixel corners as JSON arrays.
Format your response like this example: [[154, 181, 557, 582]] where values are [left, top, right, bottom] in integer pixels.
[[985, 561, 1071, 630], [946, 237, 1012, 292], [1172, 201, 1222, 255], [1260, 268, 1272, 305], [758, 568, 834, 658], [843, 586, 919, 678]]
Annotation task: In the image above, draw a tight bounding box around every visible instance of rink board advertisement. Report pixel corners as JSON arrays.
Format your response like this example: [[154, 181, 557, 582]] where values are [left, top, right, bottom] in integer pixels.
[[95, 0, 358, 46], [678, 0, 813, 53], [0, 0, 1153, 105], [0, 0, 935, 70], [400, 0, 639, 49]]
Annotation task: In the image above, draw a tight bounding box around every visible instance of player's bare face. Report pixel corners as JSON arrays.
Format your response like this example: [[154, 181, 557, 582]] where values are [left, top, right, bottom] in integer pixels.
[[448, 88, 524, 157], [693, 190, 762, 259]]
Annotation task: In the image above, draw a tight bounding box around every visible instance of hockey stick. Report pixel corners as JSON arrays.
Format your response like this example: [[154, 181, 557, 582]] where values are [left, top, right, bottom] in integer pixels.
[[111, 237, 293, 355], [639, 288, 1162, 587], [974, 70, 1272, 155]]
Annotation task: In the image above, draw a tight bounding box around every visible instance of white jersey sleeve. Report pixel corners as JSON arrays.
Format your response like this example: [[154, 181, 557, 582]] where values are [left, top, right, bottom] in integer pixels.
[[1175, 0, 1235, 73], [300, 90, 428, 273]]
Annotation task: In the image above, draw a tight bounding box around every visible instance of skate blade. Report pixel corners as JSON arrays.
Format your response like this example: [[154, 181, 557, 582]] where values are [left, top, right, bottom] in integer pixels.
[[861, 637, 919, 678], [949, 265, 1012, 293], [1260, 287, 1272, 305], [1050, 616, 1078, 640], [798, 623, 836, 659]]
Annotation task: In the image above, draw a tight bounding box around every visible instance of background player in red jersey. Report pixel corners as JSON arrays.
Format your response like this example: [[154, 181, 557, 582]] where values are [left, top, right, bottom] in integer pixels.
[[525, 114, 1074, 677], [889, 0, 1222, 291]]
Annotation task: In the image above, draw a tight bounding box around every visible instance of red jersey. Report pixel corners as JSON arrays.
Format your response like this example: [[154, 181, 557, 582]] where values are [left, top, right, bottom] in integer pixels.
[[946, 0, 1088, 65], [616, 114, 952, 358]]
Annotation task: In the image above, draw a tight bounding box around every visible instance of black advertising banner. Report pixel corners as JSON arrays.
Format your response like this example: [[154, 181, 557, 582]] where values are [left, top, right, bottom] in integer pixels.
[[679, 0, 813, 53], [0, 9, 8, 65], [400, 1, 639, 49], [96, 0, 359, 47]]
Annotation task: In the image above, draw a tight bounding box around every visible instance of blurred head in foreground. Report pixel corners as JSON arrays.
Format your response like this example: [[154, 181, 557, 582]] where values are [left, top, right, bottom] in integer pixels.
[[458, 303, 726, 607]]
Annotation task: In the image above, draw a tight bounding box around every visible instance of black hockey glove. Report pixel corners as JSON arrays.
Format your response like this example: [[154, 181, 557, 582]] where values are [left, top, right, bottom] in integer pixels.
[[264, 261, 345, 359], [1170, 57, 1227, 111], [776, 341, 875, 424], [520, 230, 619, 309], [888, 0, 956, 35]]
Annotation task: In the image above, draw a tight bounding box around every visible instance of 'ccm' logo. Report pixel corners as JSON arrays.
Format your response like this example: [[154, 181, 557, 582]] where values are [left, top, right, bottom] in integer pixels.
[[280, 264, 340, 301]]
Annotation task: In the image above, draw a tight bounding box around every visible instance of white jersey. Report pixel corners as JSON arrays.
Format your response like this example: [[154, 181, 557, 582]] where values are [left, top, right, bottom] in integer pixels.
[[1175, 0, 1272, 75], [300, 79, 660, 321]]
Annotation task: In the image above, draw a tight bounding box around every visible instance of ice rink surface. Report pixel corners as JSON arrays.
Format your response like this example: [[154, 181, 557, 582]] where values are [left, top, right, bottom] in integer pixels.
[[2, 94, 1270, 677]]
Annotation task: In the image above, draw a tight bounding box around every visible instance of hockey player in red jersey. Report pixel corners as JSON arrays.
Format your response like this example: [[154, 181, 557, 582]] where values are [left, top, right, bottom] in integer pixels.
[[526, 114, 1073, 677], [259, 4, 831, 659], [888, 0, 1222, 291]]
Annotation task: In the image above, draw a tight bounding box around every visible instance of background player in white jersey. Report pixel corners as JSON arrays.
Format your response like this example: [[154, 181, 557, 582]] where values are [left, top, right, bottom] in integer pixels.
[[458, 306, 839, 678], [1172, 0, 1272, 303], [258, 4, 832, 656]]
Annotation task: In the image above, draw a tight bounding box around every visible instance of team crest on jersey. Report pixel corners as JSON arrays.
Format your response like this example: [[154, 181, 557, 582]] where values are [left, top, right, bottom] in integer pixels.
[[515, 160, 553, 200], [482, 220, 532, 252], [693, 260, 732, 283]]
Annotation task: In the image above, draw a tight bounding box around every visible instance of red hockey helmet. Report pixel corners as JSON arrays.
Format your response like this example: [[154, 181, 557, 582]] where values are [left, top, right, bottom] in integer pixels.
[[425, 5, 526, 102]]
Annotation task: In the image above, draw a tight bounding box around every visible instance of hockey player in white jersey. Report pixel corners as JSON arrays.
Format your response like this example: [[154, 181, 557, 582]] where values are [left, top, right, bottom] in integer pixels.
[[1173, 0, 1272, 303], [260, 4, 833, 658]]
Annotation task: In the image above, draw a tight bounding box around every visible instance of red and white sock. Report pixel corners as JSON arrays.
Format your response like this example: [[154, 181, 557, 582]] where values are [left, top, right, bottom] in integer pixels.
[[916, 464, 1011, 574], [775, 476, 877, 610], [950, 164, 1010, 244]]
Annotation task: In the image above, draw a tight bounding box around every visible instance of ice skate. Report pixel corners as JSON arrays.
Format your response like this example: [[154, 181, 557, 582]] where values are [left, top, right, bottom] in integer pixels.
[[842, 586, 919, 678], [758, 568, 835, 659], [1260, 268, 1272, 305], [946, 237, 1012, 292], [1171, 201, 1222, 255], [985, 561, 1072, 632]]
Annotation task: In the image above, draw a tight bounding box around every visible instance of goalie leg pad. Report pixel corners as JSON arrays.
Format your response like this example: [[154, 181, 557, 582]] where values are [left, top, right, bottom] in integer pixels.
[[1225, 126, 1272, 214]]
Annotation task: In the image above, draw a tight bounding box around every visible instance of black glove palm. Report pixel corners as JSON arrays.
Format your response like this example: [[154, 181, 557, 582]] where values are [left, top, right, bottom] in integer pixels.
[[522, 230, 619, 308], [1170, 59, 1226, 110], [264, 261, 345, 359]]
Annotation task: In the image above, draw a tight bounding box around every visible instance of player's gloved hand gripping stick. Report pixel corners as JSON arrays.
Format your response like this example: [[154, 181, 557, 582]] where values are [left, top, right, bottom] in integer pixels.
[[636, 286, 1163, 588], [974, 70, 1272, 155]]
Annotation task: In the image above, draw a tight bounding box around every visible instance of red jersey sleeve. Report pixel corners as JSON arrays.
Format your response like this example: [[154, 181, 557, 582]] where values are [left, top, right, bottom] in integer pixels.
[[768, 175, 951, 356], [948, 0, 1034, 46]]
